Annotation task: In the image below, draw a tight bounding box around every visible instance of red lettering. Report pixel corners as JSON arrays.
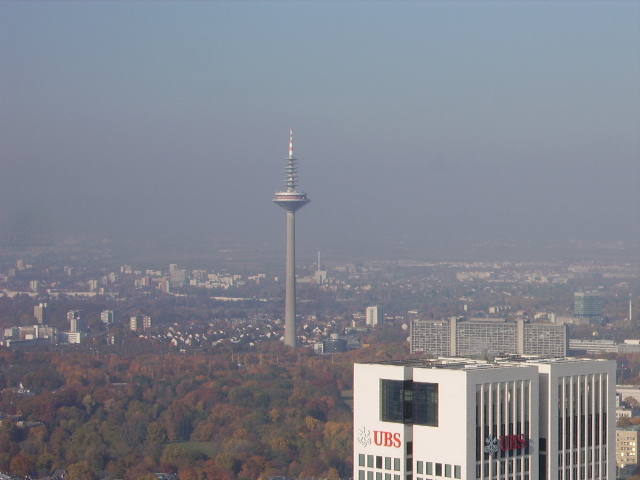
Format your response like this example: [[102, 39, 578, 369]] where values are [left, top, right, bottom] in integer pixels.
[[517, 434, 527, 448], [500, 436, 507, 451], [372, 431, 402, 448], [499, 435, 528, 451]]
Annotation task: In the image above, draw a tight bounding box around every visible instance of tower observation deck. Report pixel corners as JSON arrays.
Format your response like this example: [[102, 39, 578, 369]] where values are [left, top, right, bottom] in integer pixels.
[[273, 129, 310, 348]]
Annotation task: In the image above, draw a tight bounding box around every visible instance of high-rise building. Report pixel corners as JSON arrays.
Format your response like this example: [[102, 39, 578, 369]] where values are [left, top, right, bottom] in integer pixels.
[[574, 291, 605, 318], [130, 315, 152, 331], [101, 310, 114, 324], [353, 356, 615, 480], [67, 310, 86, 333], [410, 318, 567, 357], [366, 306, 385, 326], [34, 303, 48, 324], [273, 129, 310, 348]]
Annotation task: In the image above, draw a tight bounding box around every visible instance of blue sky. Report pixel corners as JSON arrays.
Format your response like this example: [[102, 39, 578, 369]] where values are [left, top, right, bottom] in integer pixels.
[[1, 1, 638, 257]]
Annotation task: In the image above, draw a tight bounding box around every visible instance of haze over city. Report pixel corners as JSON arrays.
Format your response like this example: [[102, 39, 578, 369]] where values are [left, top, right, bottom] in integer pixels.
[[1, 1, 639, 262]]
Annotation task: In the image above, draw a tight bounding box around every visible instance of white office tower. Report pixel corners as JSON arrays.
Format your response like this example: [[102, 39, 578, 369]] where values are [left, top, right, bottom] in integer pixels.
[[353, 357, 614, 480], [366, 306, 385, 326]]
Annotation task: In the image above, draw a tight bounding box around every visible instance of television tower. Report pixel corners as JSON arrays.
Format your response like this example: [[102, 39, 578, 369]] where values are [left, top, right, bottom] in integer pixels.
[[273, 128, 310, 347]]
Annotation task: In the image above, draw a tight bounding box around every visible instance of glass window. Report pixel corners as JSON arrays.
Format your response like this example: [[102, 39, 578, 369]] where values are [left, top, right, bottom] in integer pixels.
[[435, 464, 442, 476], [359, 471, 365, 480], [377, 457, 383, 469], [381, 379, 412, 423], [426, 462, 432, 475], [368, 472, 374, 480], [377, 473, 382, 480], [406, 441, 413, 455], [385, 474, 391, 480], [359, 454, 365, 467], [385, 458, 392, 470], [417, 462, 423, 474], [445, 465, 451, 478], [413, 382, 439, 426], [406, 459, 412, 472], [368, 456, 374, 468], [454, 466, 461, 479], [394, 476, 401, 480], [394, 459, 401, 471]]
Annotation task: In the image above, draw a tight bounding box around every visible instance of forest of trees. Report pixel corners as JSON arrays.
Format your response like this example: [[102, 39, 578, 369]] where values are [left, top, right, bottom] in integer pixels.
[[0, 339, 410, 480]]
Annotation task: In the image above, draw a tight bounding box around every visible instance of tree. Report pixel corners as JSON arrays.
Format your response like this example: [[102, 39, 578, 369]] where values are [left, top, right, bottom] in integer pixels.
[[10, 454, 33, 477], [67, 461, 98, 480]]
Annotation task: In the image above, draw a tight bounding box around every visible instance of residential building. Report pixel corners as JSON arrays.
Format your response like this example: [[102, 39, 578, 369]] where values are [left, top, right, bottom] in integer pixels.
[[101, 310, 114, 324], [67, 310, 86, 333], [130, 315, 152, 331], [616, 426, 640, 470], [367, 306, 385, 326], [410, 318, 567, 357], [34, 303, 48, 324]]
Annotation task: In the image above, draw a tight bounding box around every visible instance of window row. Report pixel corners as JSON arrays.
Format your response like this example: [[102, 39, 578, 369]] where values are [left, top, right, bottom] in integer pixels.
[[358, 454, 401, 471], [557, 462, 606, 480], [415, 461, 461, 479], [357, 471, 410, 480], [558, 448, 605, 466], [475, 458, 529, 477]]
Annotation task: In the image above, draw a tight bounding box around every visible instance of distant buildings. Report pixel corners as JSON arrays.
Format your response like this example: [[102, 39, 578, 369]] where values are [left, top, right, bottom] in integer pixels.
[[410, 317, 567, 357], [366, 306, 384, 326], [617, 426, 640, 472], [34, 303, 48, 324], [574, 290, 605, 319], [67, 310, 86, 333], [130, 315, 152, 332], [101, 310, 114, 324]]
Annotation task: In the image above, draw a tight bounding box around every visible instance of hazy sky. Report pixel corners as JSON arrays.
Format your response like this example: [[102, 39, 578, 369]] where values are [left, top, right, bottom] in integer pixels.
[[1, 1, 639, 257]]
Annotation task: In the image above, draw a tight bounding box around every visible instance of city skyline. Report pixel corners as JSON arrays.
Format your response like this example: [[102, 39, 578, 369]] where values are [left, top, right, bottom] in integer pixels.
[[1, 2, 638, 257]]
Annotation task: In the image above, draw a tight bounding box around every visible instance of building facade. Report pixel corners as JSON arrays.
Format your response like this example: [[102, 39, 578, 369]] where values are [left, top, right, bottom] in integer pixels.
[[616, 426, 640, 471], [574, 291, 605, 319], [34, 303, 48, 325], [353, 357, 614, 480], [367, 306, 385, 326], [411, 318, 567, 357], [67, 310, 86, 333]]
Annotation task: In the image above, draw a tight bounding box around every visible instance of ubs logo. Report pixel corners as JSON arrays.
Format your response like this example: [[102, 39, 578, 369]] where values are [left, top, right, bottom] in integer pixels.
[[357, 428, 402, 448], [357, 427, 372, 447], [484, 434, 528, 457]]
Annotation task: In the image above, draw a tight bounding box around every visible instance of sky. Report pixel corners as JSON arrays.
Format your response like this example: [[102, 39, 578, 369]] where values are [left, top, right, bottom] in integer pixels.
[[1, 1, 639, 259]]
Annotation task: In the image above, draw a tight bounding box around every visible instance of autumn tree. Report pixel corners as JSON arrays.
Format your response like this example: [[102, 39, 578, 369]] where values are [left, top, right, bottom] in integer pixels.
[[67, 461, 98, 480]]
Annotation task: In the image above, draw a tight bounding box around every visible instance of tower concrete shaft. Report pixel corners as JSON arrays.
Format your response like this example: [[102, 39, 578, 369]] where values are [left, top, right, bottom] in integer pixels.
[[273, 128, 309, 348], [284, 210, 297, 347]]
